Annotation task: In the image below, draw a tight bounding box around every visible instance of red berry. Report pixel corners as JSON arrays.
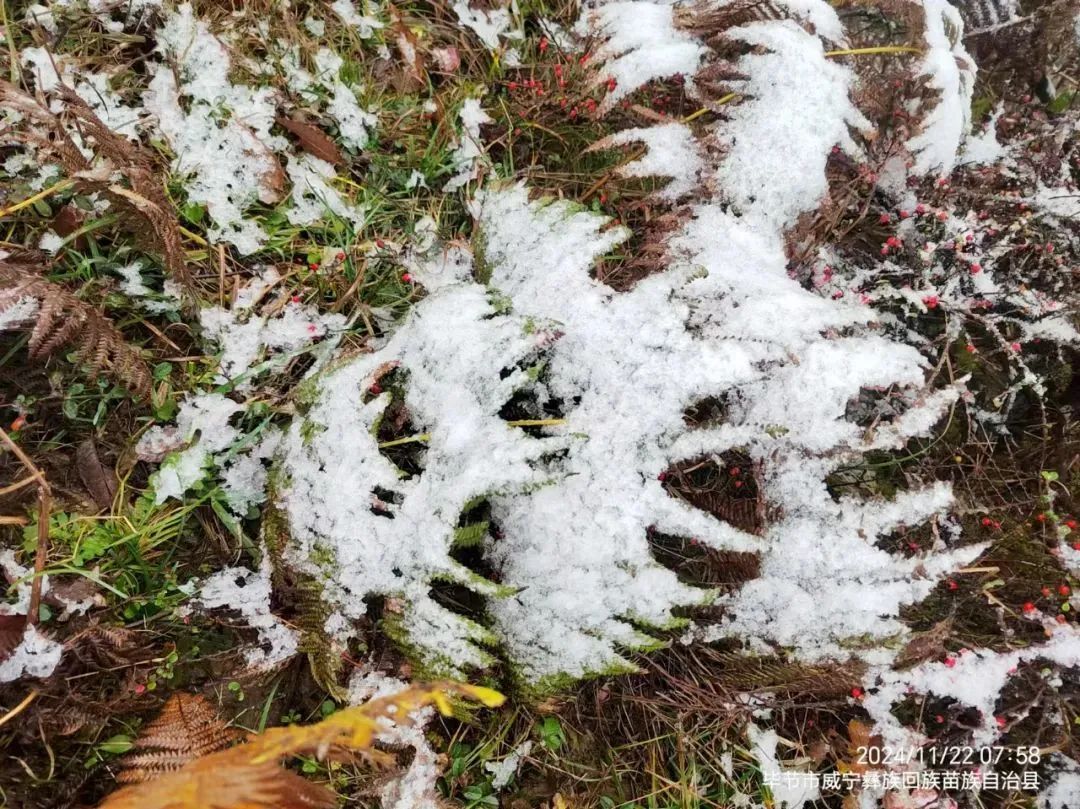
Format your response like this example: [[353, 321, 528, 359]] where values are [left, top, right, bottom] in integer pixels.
[[1036, 514, 1046, 523], [606, 77, 617, 92], [290, 294, 301, 303], [981, 517, 993, 527], [376, 238, 386, 248], [944, 656, 956, 668], [1059, 584, 1071, 596], [539, 37, 549, 52], [996, 716, 1007, 728], [947, 579, 958, 590], [401, 273, 413, 283], [734, 480, 744, 488], [935, 714, 945, 723], [336, 251, 346, 261], [309, 262, 319, 270], [851, 687, 863, 699], [899, 210, 910, 219], [1023, 601, 1036, 613], [923, 295, 939, 309], [1058, 614, 1068, 624], [1043, 587, 1052, 596], [969, 263, 982, 274], [965, 344, 976, 353], [1066, 520, 1078, 530], [1010, 342, 1021, 352], [879, 213, 891, 225], [915, 204, 927, 215]]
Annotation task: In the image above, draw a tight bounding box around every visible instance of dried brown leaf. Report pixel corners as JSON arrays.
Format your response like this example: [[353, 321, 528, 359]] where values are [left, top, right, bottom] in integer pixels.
[[276, 117, 344, 167], [76, 439, 117, 510], [0, 614, 27, 661]]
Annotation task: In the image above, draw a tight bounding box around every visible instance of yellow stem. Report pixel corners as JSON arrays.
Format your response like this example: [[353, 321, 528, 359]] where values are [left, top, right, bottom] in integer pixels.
[[825, 46, 922, 57], [0, 690, 38, 728], [0, 178, 75, 219], [178, 225, 209, 247], [682, 93, 740, 123], [376, 418, 566, 449]]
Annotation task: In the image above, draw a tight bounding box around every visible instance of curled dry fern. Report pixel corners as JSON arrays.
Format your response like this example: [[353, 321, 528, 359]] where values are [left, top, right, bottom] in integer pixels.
[[0, 259, 153, 397], [97, 683, 504, 809]]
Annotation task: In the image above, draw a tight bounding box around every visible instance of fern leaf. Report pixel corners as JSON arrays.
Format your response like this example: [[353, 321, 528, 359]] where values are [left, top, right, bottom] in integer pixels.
[[0, 82, 196, 305], [116, 694, 240, 784], [0, 261, 153, 396], [452, 521, 490, 548]]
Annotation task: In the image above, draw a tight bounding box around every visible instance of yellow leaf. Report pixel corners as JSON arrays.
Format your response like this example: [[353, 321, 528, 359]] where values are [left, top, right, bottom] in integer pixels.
[[98, 681, 503, 809]]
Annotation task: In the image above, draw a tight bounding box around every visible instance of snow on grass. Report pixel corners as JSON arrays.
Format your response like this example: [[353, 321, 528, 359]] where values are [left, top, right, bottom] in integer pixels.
[[331, 0, 383, 38], [906, 0, 977, 174], [0, 296, 40, 330], [864, 626, 1080, 749], [0, 625, 63, 683], [283, 47, 378, 152], [485, 740, 533, 790], [444, 98, 492, 190], [114, 262, 181, 314], [145, 4, 284, 254], [197, 557, 298, 671], [453, 0, 521, 53], [284, 154, 367, 231], [587, 2, 707, 111], [143, 392, 243, 503]]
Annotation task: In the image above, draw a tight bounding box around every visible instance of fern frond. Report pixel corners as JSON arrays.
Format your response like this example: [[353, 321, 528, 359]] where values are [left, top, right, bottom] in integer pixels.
[[98, 683, 504, 809], [116, 693, 241, 784], [0, 82, 195, 304], [0, 261, 152, 397]]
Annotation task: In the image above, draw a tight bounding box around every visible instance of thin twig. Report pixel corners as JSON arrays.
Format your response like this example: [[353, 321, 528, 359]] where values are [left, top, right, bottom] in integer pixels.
[[0, 690, 39, 729], [0, 426, 50, 626]]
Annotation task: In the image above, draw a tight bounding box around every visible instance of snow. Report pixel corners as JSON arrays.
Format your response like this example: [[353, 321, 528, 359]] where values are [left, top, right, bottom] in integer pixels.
[[144, 4, 284, 253], [347, 670, 444, 809], [145, 393, 242, 503], [38, 231, 65, 253], [453, 1, 515, 51], [714, 20, 869, 230], [278, 260, 559, 675], [589, 2, 706, 111], [748, 723, 819, 809], [485, 741, 532, 790], [0, 625, 63, 683], [115, 262, 181, 313], [864, 626, 1080, 749], [598, 123, 705, 201], [906, 0, 977, 174], [284, 154, 367, 231], [0, 296, 40, 330], [309, 48, 378, 151], [198, 557, 298, 670], [444, 98, 492, 190], [331, 0, 383, 38], [1041, 756, 1080, 809]]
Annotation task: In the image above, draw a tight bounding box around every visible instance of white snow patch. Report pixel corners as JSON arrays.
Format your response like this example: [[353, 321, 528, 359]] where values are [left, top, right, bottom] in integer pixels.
[[198, 557, 298, 671]]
